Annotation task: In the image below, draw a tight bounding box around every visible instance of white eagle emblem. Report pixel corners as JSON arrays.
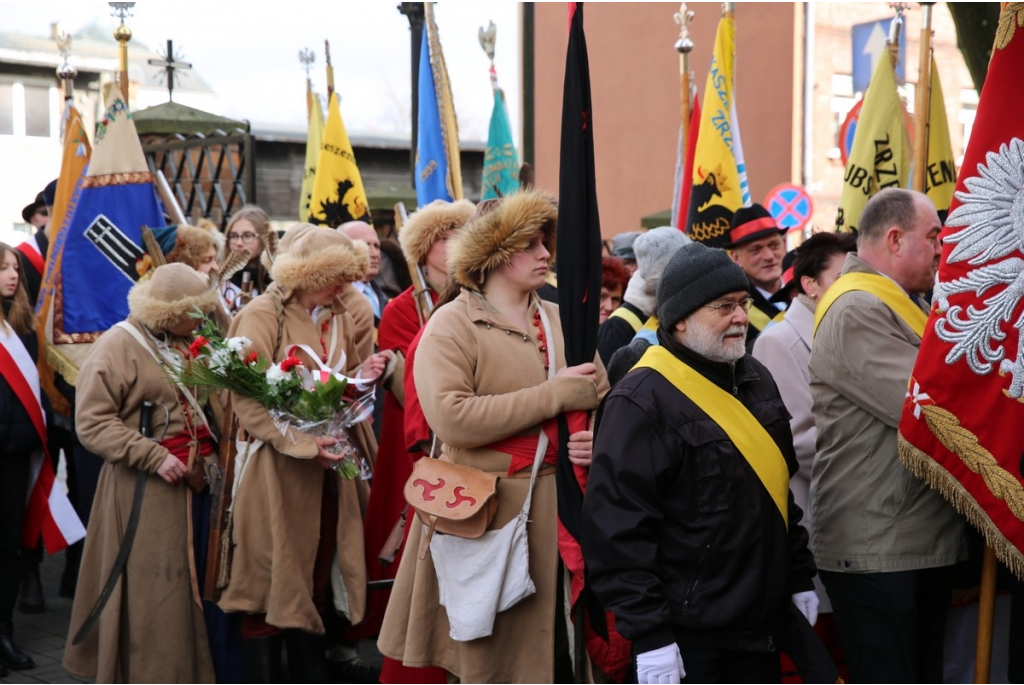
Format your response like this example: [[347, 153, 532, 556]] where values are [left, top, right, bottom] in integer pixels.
[[934, 137, 1024, 398]]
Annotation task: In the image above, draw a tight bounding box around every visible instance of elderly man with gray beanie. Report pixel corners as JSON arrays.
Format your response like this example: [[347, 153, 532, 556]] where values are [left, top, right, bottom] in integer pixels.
[[583, 242, 819, 684], [596, 227, 690, 367]]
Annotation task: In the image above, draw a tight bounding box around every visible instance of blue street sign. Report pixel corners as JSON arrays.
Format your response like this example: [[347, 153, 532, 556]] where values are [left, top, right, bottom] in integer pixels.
[[852, 19, 907, 93], [765, 184, 814, 231]]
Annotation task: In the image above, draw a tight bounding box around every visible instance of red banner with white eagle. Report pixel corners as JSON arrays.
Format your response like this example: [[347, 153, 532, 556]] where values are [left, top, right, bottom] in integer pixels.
[[897, 5, 1024, 577]]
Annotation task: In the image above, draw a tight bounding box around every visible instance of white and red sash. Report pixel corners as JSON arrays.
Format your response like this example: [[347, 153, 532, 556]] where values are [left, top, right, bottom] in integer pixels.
[[0, 323, 85, 553], [15, 235, 44, 276]]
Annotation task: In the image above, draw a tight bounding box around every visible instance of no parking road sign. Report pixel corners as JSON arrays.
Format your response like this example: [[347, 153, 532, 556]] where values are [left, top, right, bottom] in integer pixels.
[[764, 184, 814, 232]]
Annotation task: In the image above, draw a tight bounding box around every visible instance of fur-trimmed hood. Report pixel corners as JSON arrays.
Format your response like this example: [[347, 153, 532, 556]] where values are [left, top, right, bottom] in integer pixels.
[[270, 226, 369, 292], [166, 223, 221, 271], [399, 199, 475, 265], [447, 189, 557, 289], [128, 262, 219, 331]]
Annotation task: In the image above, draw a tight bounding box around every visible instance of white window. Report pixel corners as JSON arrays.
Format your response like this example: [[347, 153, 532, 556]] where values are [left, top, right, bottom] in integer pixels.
[[0, 78, 58, 138]]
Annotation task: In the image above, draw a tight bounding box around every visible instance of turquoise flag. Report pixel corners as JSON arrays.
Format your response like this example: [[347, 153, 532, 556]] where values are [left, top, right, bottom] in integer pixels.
[[481, 89, 519, 200]]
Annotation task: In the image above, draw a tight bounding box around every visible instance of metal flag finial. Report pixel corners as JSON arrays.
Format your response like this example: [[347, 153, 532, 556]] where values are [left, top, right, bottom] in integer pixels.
[[478, 20, 496, 63], [299, 47, 315, 78], [887, 2, 907, 68], [674, 3, 694, 54], [108, 2, 134, 101]]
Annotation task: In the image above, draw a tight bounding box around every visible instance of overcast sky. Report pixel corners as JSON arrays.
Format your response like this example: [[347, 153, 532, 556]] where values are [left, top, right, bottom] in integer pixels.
[[0, 1, 521, 144]]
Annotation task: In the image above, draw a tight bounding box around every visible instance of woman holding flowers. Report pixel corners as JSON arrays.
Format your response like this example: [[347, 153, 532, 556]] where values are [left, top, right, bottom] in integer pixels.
[[216, 226, 386, 682], [64, 263, 221, 683]]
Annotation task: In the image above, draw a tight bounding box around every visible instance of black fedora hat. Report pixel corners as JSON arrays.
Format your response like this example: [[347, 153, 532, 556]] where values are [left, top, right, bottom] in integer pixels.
[[726, 203, 786, 248]]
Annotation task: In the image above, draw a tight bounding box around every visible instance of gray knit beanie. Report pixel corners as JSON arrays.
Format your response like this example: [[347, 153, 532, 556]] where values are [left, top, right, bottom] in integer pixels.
[[657, 242, 750, 328], [634, 227, 691, 281]]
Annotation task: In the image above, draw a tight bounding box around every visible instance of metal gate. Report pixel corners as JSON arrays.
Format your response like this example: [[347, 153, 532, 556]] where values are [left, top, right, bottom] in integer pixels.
[[142, 129, 255, 229]]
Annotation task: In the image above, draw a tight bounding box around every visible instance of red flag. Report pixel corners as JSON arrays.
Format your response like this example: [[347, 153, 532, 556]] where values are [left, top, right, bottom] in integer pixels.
[[671, 93, 701, 230], [897, 6, 1024, 576]]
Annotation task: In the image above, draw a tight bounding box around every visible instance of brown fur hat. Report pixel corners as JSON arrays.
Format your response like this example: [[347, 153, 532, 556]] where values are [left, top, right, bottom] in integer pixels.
[[166, 224, 221, 270], [270, 226, 369, 292], [447, 189, 557, 289], [128, 262, 219, 331], [261, 222, 315, 271], [398, 199, 475, 265]]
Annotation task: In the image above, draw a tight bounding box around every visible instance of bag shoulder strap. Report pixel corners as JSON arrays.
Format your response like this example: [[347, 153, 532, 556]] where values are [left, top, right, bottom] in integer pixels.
[[518, 302, 559, 516], [114, 321, 212, 434]]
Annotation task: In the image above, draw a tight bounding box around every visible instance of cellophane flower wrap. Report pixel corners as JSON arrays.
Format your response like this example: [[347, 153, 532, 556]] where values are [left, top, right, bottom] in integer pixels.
[[171, 313, 374, 479]]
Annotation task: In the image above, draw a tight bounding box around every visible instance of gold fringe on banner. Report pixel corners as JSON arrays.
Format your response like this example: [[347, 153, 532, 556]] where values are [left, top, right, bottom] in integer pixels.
[[898, 401, 1024, 579]]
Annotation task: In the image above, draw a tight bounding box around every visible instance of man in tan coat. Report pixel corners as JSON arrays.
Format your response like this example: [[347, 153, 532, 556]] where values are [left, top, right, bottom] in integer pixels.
[[808, 188, 967, 683]]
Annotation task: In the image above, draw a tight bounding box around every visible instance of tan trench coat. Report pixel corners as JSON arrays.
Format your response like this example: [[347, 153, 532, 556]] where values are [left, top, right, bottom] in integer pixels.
[[378, 290, 606, 683], [216, 290, 374, 633], [64, 319, 215, 683]]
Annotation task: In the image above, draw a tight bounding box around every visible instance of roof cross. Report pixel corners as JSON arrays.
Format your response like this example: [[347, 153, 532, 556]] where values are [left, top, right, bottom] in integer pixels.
[[148, 39, 192, 102]]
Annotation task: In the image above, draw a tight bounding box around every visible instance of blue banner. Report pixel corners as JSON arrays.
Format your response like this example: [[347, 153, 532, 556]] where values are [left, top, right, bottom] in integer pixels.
[[60, 181, 165, 333], [416, 30, 452, 206]]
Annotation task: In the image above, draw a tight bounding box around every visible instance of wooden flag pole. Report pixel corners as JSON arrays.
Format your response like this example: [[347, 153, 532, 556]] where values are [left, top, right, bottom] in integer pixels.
[[974, 545, 998, 683], [325, 40, 335, 99], [299, 47, 315, 118], [912, 3, 934, 193], [675, 4, 694, 148]]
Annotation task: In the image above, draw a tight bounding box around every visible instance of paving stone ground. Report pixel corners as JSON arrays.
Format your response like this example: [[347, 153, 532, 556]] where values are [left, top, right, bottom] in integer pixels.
[[1, 551, 89, 685]]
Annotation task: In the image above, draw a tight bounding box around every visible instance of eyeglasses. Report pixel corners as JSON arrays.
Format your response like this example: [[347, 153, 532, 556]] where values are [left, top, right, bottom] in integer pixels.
[[228, 232, 258, 243], [703, 298, 754, 316]]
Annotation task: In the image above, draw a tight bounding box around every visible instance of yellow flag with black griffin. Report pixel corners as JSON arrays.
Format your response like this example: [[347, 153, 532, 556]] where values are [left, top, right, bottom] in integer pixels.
[[298, 94, 324, 222], [835, 53, 910, 232], [923, 56, 956, 214], [685, 12, 751, 248], [309, 92, 370, 226]]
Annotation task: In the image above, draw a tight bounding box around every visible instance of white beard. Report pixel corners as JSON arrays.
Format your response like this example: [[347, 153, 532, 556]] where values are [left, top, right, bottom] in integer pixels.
[[680, 320, 747, 363]]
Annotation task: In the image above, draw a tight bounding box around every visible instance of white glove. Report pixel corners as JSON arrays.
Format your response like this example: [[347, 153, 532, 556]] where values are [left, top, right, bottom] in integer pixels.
[[791, 590, 819, 627], [636, 643, 685, 684]]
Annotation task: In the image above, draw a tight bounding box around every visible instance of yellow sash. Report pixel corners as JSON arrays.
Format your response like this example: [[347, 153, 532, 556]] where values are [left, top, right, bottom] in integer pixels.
[[641, 315, 659, 332], [748, 305, 785, 332], [609, 306, 643, 333], [631, 345, 790, 528], [813, 272, 928, 338]]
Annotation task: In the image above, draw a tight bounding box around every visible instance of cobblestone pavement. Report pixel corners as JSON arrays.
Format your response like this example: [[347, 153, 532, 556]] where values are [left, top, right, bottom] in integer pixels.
[[1, 551, 89, 685]]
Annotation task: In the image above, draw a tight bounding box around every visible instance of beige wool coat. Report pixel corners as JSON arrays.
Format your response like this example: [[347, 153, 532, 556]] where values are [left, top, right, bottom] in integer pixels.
[[64, 319, 215, 683], [378, 290, 607, 683], [216, 289, 374, 633]]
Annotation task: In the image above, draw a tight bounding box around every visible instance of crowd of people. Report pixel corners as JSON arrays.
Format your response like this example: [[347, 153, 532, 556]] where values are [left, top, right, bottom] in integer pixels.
[[0, 181, 1006, 684]]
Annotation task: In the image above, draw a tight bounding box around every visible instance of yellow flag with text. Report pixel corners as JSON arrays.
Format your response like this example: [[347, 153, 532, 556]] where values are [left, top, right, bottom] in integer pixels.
[[309, 92, 370, 226], [835, 54, 910, 232], [685, 14, 751, 248], [298, 94, 324, 222], [923, 56, 956, 214]]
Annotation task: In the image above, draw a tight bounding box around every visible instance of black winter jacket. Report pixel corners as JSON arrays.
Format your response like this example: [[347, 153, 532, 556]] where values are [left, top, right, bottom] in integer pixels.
[[583, 328, 816, 655]]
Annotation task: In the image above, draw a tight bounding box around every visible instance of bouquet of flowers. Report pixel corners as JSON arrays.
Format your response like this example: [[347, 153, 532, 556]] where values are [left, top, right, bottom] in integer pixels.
[[170, 314, 374, 479]]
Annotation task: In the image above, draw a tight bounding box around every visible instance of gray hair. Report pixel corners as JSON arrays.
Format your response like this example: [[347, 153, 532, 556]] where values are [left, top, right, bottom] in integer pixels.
[[857, 188, 918, 246]]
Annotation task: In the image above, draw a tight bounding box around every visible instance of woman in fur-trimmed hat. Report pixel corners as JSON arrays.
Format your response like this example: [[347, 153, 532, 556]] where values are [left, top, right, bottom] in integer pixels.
[[65, 263, 222, 683], [216, 226, 388, 682], [220, 204, 278, 314], [378, 189, 609, 683], [361, 200, 474, 657]]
